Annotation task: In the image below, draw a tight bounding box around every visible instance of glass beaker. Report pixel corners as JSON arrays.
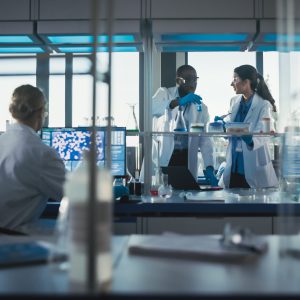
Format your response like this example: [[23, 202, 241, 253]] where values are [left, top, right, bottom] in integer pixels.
[[158, 173, 173, 199], [150, 168, 162, 196]]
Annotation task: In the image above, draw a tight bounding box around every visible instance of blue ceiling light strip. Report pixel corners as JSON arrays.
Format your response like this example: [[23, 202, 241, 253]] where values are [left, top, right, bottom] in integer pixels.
[[256, 44, 300, 52], [58, 46, 138, 53], [98, 35, 136, 43], [47, 34, 136, 44], [161, 45, 242, 52], [48, 35, 93, 44], [264, 33, 300, 43], [58, 46, 93, 53], [0, 36, 34, 44], [161, 33, 248, 42], [0, 47, 44, 53]]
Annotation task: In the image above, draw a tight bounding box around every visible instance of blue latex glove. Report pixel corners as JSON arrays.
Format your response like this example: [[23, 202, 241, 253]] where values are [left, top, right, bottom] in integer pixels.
[[113, 185, 129, 199], [241, 135, 253, 146], [214, 116, 226, 132], [179, 93, 202, 107], [205, 166, 219, 187], [214, 116, 224, 122]]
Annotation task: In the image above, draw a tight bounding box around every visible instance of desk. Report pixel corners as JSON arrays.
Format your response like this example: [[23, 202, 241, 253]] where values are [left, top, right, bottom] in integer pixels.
[[46, 190, 300, 218], [44, 190, 300, 235], [0, 235, 300, 298]]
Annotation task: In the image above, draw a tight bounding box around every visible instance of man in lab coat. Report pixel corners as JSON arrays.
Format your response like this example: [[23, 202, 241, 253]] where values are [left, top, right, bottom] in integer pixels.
[[152, 65, 218, 186]]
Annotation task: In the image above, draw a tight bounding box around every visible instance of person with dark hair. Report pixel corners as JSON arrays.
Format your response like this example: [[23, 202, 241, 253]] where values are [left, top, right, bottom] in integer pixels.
[[219, 65, 278, 188], [0, 84, 65, 230], [149, 64, 218, 186]]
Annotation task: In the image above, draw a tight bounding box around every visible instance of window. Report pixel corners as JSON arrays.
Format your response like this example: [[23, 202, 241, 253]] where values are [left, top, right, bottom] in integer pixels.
[[0, 55, 36, 131], [72, 52, 139, 128], [263, 52, 279, 112], [188, 52, 256, 121], [48, 56, 66, 127]]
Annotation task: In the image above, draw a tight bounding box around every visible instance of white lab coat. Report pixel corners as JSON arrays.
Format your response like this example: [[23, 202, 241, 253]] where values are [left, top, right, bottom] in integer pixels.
[[152, 86, 214, 179], [0, 123, 66, 229], [222, 94, 278, 188]]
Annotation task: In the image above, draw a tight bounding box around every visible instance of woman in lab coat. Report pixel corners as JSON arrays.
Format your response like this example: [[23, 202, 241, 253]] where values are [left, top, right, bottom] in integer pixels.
[[222, 65, 278, 188], [152, 65, 217, 184], [0, 85, 65, 230]]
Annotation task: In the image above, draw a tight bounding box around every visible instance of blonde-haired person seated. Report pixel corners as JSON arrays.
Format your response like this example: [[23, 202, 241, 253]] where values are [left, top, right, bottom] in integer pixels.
[[0, 85, 65, 230]]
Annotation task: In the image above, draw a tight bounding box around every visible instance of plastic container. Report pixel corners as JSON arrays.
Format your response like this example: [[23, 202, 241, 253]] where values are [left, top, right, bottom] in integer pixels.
[[262, 117, 271, 133], [207, 121, 224, 132], [225, 122, 250, 133], [190, 123, 205, 132]]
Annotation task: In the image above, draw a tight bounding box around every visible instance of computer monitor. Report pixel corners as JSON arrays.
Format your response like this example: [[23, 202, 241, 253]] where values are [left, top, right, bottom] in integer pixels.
[[41, 127, 126, 177]]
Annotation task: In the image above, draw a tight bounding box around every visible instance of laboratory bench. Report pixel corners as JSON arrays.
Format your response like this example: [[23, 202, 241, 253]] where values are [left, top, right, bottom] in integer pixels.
[[1, 234, 300, 299], [42, 190, 300, 235]]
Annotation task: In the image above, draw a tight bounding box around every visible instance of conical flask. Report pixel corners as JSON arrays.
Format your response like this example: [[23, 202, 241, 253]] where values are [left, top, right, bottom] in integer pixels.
[[126, 103, 139, 131], [174, 106, 187, 132], [173, 106, 188, 152]]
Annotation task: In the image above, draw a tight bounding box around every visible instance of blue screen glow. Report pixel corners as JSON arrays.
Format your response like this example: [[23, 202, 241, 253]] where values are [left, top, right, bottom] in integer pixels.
[[42, 127, 126, 176]]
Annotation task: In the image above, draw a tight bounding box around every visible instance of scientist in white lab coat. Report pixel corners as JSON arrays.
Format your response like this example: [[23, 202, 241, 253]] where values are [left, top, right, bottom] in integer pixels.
[[220, 65, 278, 188], [0, 85, 66, 230], [152, 64, 218, 186]]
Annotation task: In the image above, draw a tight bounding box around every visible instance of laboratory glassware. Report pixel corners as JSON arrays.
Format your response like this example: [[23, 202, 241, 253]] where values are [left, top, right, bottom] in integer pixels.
[[158, 173, 173, 199], [126, 103, 139, 131]]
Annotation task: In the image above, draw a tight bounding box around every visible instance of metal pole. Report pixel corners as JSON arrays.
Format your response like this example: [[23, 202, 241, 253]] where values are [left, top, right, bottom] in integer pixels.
[[65, 53, 73, 127], [106, 0, 114, 169], [142, 18, 153, 194], [88, 0, 100, 293]]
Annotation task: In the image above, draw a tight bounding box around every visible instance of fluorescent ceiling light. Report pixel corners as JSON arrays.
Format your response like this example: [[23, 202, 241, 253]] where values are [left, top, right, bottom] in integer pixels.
[[47, 35, 135, 44], [0, 36, 34, 44], [161, 34, 248, 42], [58, 46, 137, 53], [161, 45, 242, 52], [0, 47, 44, 53], [256, 45, 300, 52], [264, 34, 300, 43]]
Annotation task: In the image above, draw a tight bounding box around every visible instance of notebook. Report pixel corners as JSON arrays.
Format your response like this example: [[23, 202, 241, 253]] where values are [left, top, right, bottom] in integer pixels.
[[128, 234, 261, 262]]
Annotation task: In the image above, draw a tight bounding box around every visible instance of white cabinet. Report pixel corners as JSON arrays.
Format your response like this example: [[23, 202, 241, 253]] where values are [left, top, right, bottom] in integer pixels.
[[145, 217, 272, 235], [114, 217, 142, 235], [273, 217, 300, 234]]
